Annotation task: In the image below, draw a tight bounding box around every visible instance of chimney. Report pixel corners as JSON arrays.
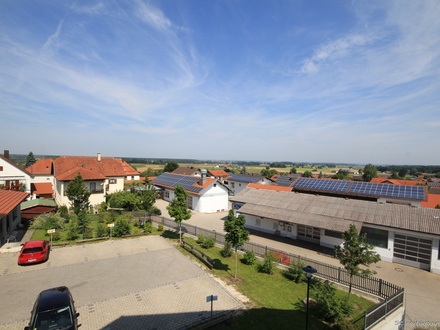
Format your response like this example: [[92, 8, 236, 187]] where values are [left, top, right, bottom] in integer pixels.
[[97, 153, 101, 162], [199, 169, 207, 186], [4, 150, 9, 160]]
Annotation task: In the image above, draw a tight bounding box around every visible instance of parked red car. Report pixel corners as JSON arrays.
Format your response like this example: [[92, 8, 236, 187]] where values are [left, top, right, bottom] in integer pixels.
[[18, 240, 50, 265]]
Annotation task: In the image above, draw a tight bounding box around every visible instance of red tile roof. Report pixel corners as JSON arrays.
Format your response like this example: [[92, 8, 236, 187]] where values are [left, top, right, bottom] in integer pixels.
[[54, 156, 126, 180], [0, 190, 29, 215], [421, 193, 440, 209], [31, 183, 53, 195], [0, 154, 32, 176], [26, 159, 54, 175], [248, 183, 292, 192], [115, 159, 140, 176], [370, 178, 427, 186], [172, 167, 200, 175], [208, 170, 230, 178]]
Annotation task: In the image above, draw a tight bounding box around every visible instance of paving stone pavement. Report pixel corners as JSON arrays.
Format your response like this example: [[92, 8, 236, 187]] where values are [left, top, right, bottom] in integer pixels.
[[0, 236, 243, 330]]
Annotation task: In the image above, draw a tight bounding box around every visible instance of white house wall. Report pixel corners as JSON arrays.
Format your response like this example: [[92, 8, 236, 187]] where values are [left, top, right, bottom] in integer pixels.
[[0, 158, 31, 194], [196, 183, 228, 213]]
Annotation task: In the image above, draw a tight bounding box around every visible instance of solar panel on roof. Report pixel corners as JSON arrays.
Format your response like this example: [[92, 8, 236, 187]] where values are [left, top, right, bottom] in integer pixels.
[[348, 182, 425, 200], [152, 173, 203, 193], [228, 175, 259, 183], [292, 178, 351, 192], [276, 176, 299, 187]]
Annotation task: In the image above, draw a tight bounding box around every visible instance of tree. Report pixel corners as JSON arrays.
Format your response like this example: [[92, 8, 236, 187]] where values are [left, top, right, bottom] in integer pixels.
[[362, 164, 378, 182], [398, 168, 407, 178], [224, 209, 250, 279], [25, 152, 36, 168], [260, 168, 278, 177], [435, 204, 440, 209], [290, 167, 297, 174], [164, 161, 179, 173], [318, 171, 323, 179], [240, 166, 247, 174], [435, 172, 440, 179], [108, 181, 156, 211], [390, 172, 399, 179], [332, 169, 350, 180], [166, 185, 191, 242], [302, 170, 313, 178], [334, 224, 381, 297], [140, 168, 155, 177], [66, 173, 91, 217]]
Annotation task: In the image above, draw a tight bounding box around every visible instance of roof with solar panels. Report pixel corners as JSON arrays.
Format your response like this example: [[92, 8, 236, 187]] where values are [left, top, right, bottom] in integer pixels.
[[151, 172, 216, 194]]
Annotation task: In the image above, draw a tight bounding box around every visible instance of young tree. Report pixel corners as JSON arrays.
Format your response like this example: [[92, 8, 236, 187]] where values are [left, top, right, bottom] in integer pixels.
[[362, 164, 378, 182], [335, 224, 381, 297], [66, 173, 91, 217], [302, 170, 313, 178], [166, 185, 191, 242], [164, 161, 179, 173], [290, 167, 297, 174], [240, 166, 247, 174], [224, 209, 250, 279], [318, 171, 323, 179], [25, 152, 36, 168]]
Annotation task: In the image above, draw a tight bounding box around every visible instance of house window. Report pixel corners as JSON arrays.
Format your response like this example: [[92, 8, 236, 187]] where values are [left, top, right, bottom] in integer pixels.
[[109, 179, 116, 184], [256, 218, 261, 226], [231, 182, 235, 188], [214, 184, 217, 187], [90, 183, 96, 191], [273, 222, 278, 230], [0, 166, 3, 171], [239, 183, 241, 187], [165, 191, 170, 199], [325, 230, 343, 239], [360, 226, 388, 248]]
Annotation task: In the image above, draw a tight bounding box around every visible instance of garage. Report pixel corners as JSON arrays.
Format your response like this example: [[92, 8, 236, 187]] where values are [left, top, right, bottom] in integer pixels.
[[297, 225, 321, 244], [393, 233, 432, 270]]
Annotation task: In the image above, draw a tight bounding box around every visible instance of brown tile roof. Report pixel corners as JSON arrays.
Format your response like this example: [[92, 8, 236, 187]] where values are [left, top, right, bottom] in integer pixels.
[[231, 188, 440, 235], [172, 167, 199, 175], [421, 193, 440, 209], [0, 190, 29, 215], [208, 170, 230, 178], [54, 156, 126, 180], [247, 183, 292, 192], [31, 183, 53, 195], [26, 159, 54, 175], [56, 166, 107, 181], [370, 178, 427, 186], [115, 159, 140, 176], [0, 154, 32, 176]]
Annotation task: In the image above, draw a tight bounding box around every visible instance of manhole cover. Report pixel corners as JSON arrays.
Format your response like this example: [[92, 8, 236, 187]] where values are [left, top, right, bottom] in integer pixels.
[[395, 268, 403, 272]]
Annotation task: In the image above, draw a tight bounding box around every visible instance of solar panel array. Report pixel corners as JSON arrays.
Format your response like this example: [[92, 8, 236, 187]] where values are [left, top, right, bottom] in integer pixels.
[[276, 175, 299, 187], [293, 178, 351, 192], [228, 175, 260, 183], [349, 182, 425, 200], [428, 182, 439, 187], [152, 173, 203, 193]]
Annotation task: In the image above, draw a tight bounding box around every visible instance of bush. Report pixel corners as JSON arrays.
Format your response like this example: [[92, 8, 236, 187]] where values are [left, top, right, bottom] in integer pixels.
[[150, 206, 162, 215], [58, 205, 69, 222], [133, 227, 141, 234], [98, 201, 108, 213], [65, 222, 78, 241], [312, 282, 354, 323], [196, 234, 205, 244], [220, 241, 233, 258], [332, 319, 358, 330], [122, 213, 134, 222], [144, 221, 153, 233], [84, 227, 93, 239], [51, 231, 61, 241], [202, 237, 215, 249], [261, 254, 276, 275], [30, 212, 66, 231], [105, 210, 118, 224], [133, 219, 140, 227], [243, 251, 257, 265], [96, 223, 107, 238], [286, 259, 306, 283], [98, 213, 105, 223], [113, 218, 131, 237], [158, 224, 164, 231]]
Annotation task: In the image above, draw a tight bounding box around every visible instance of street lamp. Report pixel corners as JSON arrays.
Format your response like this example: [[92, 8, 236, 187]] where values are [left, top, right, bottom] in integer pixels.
[[302, 265, 317, 330], [80, 202, 86, 240]]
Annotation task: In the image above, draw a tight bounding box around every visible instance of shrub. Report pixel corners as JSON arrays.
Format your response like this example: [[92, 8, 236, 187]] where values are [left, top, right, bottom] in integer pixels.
[[332, 319, 358, 330], [59, 205, 69, 222], [312, 282, 354, 323], [31, 212, 66, 231], [97, 213, 105, 223], [84, 227, 93, 239], [65, 222, 78, 240], [122, 213, 134, 222], [51, 231, 61, 241], [202, 237, 216, 249], [196, 234, 205, 244], [261, 254, 276, 275], [158, 224, 164, 231], [105, 210, 118, 224], [144, 221, 153, 233], [243, 251, 257, 265], [133, 219, 140, 227], [286, 259, 307, 283], [150, 206, 162, 215], [133, 227, 141, 234], [220, 241, 233, 258], [96, 223, 107, 238], [98, 201, 108, 213], [113, 218, 131, 237]]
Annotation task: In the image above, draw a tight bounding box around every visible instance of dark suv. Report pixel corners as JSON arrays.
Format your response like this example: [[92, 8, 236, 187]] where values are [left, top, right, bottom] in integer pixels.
[[25, 286, 80, 330]]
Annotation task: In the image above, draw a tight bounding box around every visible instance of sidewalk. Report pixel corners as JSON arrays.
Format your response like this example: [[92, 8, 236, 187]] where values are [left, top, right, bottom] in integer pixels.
[[154, 199, 440, 323]]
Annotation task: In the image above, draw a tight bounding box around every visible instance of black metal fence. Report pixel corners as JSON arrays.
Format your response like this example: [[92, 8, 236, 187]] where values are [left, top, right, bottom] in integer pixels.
[[139, 214, 404, 329]]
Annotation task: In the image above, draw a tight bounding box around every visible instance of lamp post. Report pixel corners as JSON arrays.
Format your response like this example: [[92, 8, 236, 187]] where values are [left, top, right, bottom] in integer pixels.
[[302, 265, 317, 330], [80, 202, 86, 240]]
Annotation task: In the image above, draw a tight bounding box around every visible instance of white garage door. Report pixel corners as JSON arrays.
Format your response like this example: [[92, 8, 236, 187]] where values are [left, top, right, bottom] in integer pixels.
[[393, 233, 432, 270]]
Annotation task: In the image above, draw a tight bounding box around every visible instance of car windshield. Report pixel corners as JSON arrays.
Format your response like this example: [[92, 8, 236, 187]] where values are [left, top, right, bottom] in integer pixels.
[[22, 247, 43, 254], [33, 306, 73, 330]]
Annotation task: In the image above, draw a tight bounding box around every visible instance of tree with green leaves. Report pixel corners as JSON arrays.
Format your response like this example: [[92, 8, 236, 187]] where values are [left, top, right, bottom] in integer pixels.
[[318, 171, 323, 179], [260, 168, 278, 177], [166, 185, 191, 242], [435, 204, 440, 209], [398, 168, 407, 178], [390, 172, 399, 179], [332, 169, 350, 180], [290, 167, 297, 174], [224, 209, 250, 279], [164, 161, 179, 173], [25, 152, 36, 168], [240, 166, 247, 174], [140, 167, 155, 177], [301, 170, 313, 178], [108, 181, 156, 211], [362, 164, 378, 182], [334, 224, 381, 297], [66, 173, 91, 217]]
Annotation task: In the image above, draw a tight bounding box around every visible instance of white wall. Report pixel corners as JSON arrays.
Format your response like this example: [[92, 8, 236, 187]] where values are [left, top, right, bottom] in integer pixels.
[[377, 197, 421, 207], [196, 183, 229, 213], [0, 158, 31, 194], [431, 239, 440, 275]]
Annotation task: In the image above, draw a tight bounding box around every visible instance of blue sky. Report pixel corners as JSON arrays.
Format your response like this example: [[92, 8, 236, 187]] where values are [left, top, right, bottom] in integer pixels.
[[1, 1, 439, 165]]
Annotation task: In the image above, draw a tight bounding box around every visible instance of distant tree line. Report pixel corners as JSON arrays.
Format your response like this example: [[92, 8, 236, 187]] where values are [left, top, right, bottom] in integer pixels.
[[376, 165, 440, 177]]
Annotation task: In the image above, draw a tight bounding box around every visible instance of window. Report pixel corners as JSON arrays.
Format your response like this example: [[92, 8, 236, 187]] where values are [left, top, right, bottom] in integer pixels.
[[325, 230, 343, 239], [256, 218, 261, 226], [165, 191, 170, 199], [0, 166, 3, 171], [360, 226, 388, 248], [214, 184, 217, 187], [109, 179, 116, 184], [239, 183, 241, 187], [273, 222, 278, 230], [231, 182, 235, 188], [90, 183, 96, 191]]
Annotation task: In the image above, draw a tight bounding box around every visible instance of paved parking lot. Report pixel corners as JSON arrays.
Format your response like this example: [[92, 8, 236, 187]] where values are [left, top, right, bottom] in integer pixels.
[[0, 236, 243, 330]]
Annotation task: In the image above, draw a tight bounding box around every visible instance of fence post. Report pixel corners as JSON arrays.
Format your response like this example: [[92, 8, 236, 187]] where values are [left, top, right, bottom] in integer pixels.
[[338, 267, 341, 283], [379, 279, 382, 297], [384, 298, 388, 319], [364, 311, 367, 330], [195, 226, 197, 236], [265, 246, 268, 255]]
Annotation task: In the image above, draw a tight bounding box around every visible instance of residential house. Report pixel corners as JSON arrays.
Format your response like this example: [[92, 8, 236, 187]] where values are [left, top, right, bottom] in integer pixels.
[[172, 167, 201, 176], [231, 187, 440, 273], [0, 190, 29, 244], [224, 173, 274, 196], [152, 169, 229, 213], [0, 150, 32, 194], [207, 170, 230, 183], [26, 158, 55, 199]]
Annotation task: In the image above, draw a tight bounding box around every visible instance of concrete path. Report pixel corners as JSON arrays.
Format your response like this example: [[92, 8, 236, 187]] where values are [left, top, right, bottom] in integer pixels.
[[155, 199, 440, 324]]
